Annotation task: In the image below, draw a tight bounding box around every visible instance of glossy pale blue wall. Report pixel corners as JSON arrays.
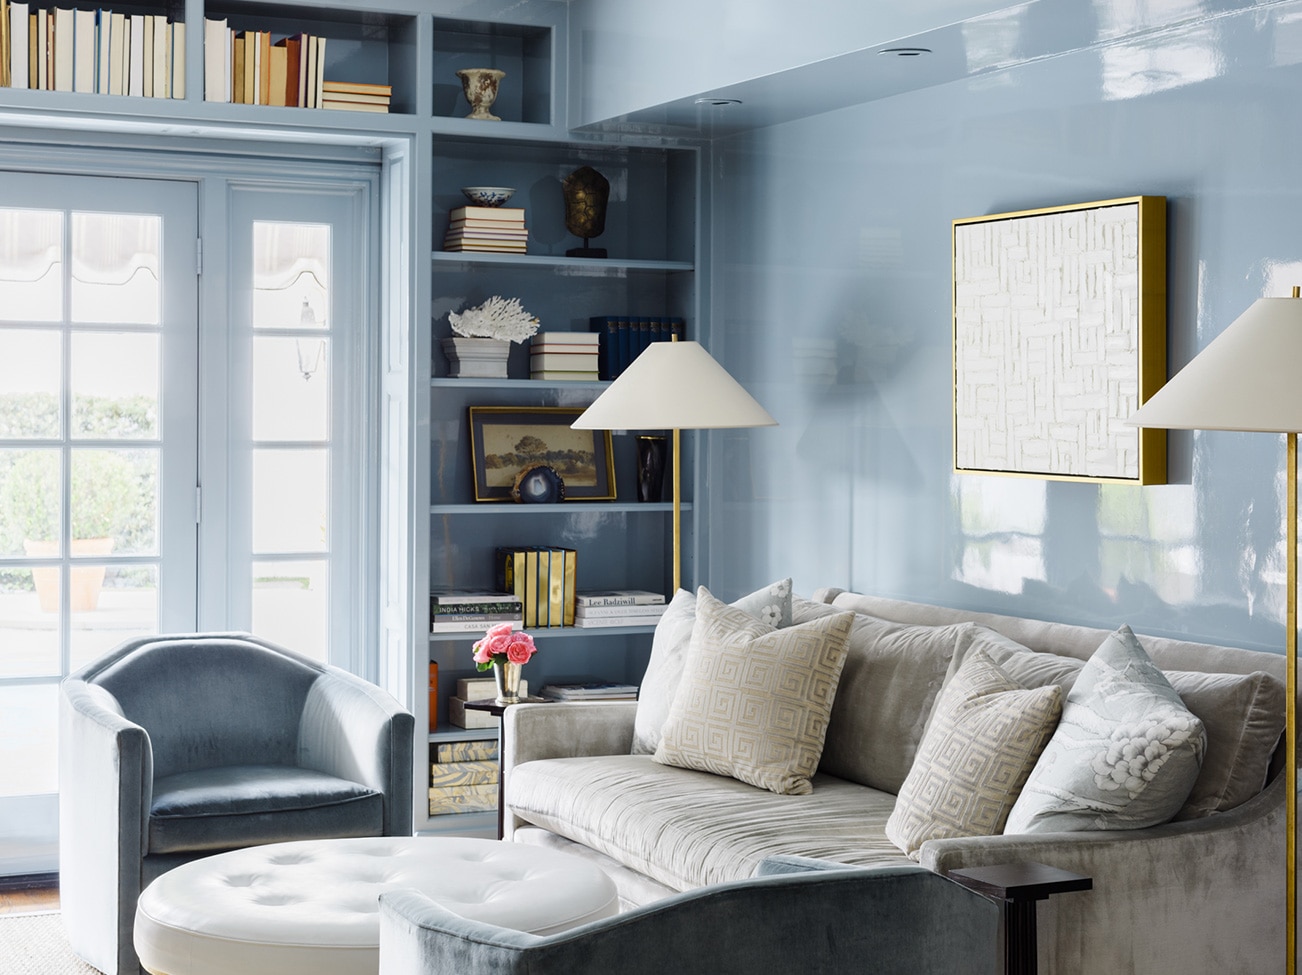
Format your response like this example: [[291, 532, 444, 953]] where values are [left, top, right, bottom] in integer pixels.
[[705, 6, 1302, 653]]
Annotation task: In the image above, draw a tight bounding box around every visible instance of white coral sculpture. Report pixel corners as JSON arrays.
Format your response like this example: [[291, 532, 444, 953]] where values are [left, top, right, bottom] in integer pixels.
[[448, 296, 540, 343]]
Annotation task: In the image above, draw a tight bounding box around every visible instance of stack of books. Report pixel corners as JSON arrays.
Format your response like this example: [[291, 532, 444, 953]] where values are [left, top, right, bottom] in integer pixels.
[[572, 589, 667, 628], [321, 79, 391, 113], [496, 547, 576, 628], [540, 681, 639, 702], [1, 4, 184, 97], [589, 315, 686, 380], [530, 332, 601, 381], [201, 18, 336, 108], [444, 206, 527, 254], [430, 588, 522, 634], [428, 738, 499, 815]]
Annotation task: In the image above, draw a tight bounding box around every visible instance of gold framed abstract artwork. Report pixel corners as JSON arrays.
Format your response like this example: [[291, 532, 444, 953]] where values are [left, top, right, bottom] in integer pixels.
[[952, 196, 1167, 484]]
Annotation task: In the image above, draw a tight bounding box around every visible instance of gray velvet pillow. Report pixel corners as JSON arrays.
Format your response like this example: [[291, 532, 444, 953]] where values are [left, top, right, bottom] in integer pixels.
[[1005, 625, 1206, 834], [632, 580, 793, 755], [794, 596, 973, 794]]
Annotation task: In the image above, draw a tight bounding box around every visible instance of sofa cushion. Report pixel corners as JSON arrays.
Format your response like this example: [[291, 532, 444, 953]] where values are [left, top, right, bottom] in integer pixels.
[[654, 591, 854, 795], [148, 764, 385, 854], [794, 596, 974, 794], [886, 648, 1061, 858], [507, 754, 907, 891], [632, 580, 793, 755], [1164, 669, 1286, 819], [949, 625, 1283, 819], [1005, 626, 1206, 833]]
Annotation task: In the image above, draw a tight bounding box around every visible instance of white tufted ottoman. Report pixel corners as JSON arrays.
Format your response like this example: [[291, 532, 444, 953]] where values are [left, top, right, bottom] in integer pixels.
[[132, 836, 619, 975]]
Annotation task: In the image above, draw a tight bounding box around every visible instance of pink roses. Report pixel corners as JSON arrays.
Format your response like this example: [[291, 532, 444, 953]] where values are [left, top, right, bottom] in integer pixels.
[[472, 622, 537, 672]]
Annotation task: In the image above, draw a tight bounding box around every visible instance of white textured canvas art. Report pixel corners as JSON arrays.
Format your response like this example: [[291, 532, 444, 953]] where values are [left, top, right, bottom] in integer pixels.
[[953, 198, 1164, 482]]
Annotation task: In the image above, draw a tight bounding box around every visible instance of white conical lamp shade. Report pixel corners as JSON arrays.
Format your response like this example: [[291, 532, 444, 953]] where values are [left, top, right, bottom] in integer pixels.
[[571, 341, 777, 430], [1128, 297, 1302, 433]]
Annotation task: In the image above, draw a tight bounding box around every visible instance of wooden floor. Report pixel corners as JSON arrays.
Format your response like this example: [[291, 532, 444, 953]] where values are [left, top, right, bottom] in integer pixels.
[[0, 879, 60, 915]]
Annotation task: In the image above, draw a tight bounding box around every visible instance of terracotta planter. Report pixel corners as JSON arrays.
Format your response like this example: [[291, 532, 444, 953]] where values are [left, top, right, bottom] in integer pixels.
[[23, 537, 114, 612]]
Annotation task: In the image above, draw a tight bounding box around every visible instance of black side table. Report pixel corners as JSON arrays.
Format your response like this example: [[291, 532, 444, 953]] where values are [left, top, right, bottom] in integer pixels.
[[462, 696, 549, 839], [948, 862, 1092, 975]]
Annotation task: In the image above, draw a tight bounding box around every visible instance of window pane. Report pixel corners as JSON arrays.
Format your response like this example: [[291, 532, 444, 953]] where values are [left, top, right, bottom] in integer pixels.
[[0, 209, 62, 322], [0, 683, 57, 797], [0, 569, 59, 677], [71, 564, 158, 671], [252, 223, 330, 330], [0, 448, 61, 557], [72, 331, 160, 440], [253, 559, 327, 662], [252, 448, 328, 553], [70, 448, 158, 556], [253, 336, 330, 441], [0, 329, 61, 439], [70, 212, 162, 325]]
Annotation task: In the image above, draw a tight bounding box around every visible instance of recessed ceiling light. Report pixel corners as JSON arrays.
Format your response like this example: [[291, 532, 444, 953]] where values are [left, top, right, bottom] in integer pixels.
[[694, 97, 742, 107], [879, 47, 931, 57]]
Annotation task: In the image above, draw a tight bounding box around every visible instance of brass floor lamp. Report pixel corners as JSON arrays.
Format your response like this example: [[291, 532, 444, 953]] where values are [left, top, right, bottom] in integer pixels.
[[571, 339, 777, 595], [1128, 291, 1302, 975]]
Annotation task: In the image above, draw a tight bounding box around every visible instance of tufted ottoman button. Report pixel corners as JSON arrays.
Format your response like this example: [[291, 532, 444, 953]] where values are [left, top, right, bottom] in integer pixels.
[[133, 837, 619, 975]]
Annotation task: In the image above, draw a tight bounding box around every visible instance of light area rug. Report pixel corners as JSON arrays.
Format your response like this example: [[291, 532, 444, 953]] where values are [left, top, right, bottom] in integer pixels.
[[1, 912, 101, 975]]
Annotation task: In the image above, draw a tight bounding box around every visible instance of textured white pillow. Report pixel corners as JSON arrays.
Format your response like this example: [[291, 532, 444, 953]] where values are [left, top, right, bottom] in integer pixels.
[[1005, 625, 1206, 833], [653, 589, 853, 795], [885, 648, 1061, 859], [631, 579, 793, 755]]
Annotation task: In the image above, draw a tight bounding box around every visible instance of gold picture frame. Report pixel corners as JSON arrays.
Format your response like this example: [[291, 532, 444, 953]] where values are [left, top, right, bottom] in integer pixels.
[[952, 195, 1167, 484], [469, 406, 616, 502]]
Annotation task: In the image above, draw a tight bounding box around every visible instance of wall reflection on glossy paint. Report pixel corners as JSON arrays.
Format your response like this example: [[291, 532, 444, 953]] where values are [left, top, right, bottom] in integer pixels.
[[708, 1, 1302, 652]]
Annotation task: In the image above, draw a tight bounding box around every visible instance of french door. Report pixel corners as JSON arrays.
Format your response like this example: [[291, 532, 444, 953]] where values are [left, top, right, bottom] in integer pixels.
[[0, 173, 199, 874]]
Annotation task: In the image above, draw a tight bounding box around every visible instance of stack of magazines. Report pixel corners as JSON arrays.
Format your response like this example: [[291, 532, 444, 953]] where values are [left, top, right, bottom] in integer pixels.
[[430, 589, 522, 633], [540, 682, 639, 702]]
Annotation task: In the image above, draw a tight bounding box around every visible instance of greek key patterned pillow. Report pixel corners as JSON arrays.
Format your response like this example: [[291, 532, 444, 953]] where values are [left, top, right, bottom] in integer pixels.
[[1005, 625, 1206, 833], [653, 589, 853, 795], [886, 647, 1062, 859]]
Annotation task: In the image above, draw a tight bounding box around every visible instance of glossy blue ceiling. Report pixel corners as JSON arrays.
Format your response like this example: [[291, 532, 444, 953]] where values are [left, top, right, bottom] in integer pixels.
[[572, 0, 1302, 135]]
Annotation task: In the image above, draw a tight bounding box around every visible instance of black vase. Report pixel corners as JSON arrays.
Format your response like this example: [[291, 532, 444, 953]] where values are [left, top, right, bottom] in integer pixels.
[[636, 436, 667, 503]]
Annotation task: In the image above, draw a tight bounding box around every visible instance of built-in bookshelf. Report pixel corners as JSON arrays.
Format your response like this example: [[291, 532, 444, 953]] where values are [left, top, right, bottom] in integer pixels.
[[0, 0, 703, 838]]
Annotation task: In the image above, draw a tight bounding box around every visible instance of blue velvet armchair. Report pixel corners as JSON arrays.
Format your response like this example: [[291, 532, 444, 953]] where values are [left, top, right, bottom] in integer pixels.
[[59, 632, 414, 975], [378, 857, 1000, 975]]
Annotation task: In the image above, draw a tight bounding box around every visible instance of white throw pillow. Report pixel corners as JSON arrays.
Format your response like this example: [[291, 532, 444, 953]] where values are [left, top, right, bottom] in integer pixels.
[[653, 589, 853, 795], [631, 579, 793, 755], [1005, 625, 1206, 834]]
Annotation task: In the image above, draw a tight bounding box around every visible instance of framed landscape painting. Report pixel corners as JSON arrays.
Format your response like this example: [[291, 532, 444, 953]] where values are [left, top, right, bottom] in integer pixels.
[[952, 195, 1167, 484], [469, 406, 616, 502]]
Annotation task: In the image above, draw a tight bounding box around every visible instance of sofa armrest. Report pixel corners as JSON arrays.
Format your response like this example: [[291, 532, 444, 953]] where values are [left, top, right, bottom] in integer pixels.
[[502, 700, 636, 770], [58, 679, 152, 975], [299, 670, 415, 836], [379, 864, 999, 975], [920, 774, 1285, 975]]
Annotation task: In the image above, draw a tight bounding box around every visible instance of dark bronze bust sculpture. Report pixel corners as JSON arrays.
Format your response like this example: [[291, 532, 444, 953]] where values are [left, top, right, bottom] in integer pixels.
[[563, 165, 610, 258]]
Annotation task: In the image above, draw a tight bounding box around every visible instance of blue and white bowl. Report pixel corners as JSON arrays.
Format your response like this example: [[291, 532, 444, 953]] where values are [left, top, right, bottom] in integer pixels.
[[461, 186, 516, 207]]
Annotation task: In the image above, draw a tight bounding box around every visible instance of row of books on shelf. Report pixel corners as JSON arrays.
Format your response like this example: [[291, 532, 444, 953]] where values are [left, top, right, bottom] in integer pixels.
[[589, 315, 686, 381], [430, 586, 667, 634], [530, 331, 599, 381], [201, 18, 392, 112], [0, 2, 184, 97], [443, 205, 527, 254]]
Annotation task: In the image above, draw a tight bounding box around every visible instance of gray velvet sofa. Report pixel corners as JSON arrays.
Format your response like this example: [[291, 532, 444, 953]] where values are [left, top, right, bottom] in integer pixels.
[[378, 855, 999, 975], [59, 632, 414, 975], [502, 588, 1290, 975]]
